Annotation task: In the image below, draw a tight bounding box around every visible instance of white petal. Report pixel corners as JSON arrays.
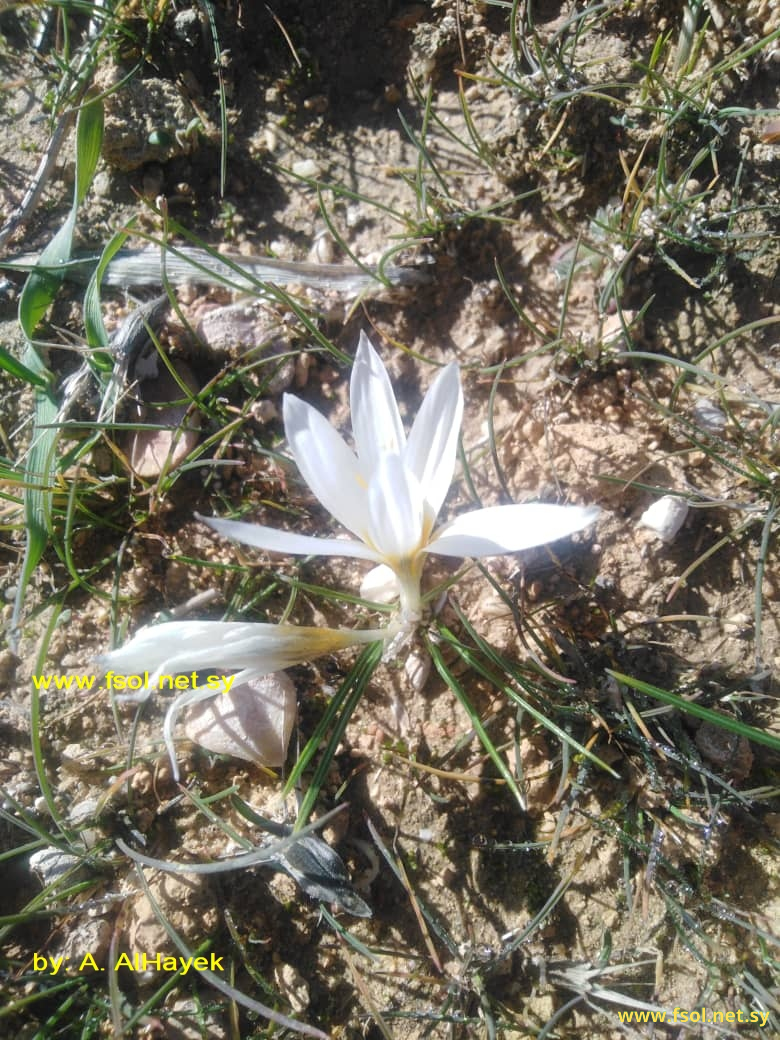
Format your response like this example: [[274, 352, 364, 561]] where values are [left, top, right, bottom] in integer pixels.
[[367, 455, 426, 561], [96, 620, 253, 681], [360, 563, 401, 604], [404, 363, 463, 523], [198, 514, 380, 562], [426, 503, 601, 558], [98, 621, 388, 695], [100, 621, 389, 780], [351, 331, 405, 473], [282, 394, 369, 540]]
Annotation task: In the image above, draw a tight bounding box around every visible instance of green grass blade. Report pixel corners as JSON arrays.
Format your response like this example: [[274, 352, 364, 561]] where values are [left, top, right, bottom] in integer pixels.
[[131, 866, 328, 1038], [11, 96, 104, 645], [20, 94, 104, 342], [608, 671, 780, 753], [426, 635, 527, 808], [84, 219, 137, 354], [10, 390, 58, 647], [74, 94, 104, 205], [438, 615, 620, 778], [0, 344, 50, 388], [28, 598, 73, 837], [18, 214, 77, 343], [286, 642, 383, 825], [200, 0, 228, 196]]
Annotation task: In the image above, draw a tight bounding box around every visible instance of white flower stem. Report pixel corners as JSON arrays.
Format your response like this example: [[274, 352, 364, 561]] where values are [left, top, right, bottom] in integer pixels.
[[395, 558, 424, 622]]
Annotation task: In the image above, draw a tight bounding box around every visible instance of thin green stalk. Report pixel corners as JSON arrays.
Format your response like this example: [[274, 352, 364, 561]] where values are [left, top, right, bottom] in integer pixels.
[[11, 94, 104, 648], [29, 601, 73, 839], [441, 611, 620, 777], [286, 641, 383, 824], [426, 635, 526, 809], [131, 866, 329, 1038], [753, 504, 777, 676], [608, 671, 780, 753]]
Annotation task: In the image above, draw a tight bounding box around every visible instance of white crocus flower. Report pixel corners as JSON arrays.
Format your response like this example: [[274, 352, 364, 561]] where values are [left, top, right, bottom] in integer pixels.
[[98, 620, 387, 780], [199, 333, 600, 620]]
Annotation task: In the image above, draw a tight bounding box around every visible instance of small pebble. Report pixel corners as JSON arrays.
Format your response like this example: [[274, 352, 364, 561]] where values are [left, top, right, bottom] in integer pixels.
[[29, 847, 83, 886], [695, 721, 753, 781], [291, 159, 321, 179], [691, 398, 727, 434], [639, 496, 689, 543]]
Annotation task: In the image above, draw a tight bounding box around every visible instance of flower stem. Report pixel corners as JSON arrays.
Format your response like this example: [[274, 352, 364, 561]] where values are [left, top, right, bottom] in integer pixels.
[[396, 558, 424, 623]]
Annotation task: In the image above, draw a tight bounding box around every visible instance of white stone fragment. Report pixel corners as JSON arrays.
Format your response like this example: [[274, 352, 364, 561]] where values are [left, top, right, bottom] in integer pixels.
[[272, 961, 310, 1014], [58, 917, 112, 971], [249, 399, 278, 424], [291, 159, 321, 179], [308, 230, 335, 265], [68, 796, 101, 827], [691, 398, 727, 434], [30, 847, 83, 886], [182, 672, 296, 767], [639, 496, 689, 543]]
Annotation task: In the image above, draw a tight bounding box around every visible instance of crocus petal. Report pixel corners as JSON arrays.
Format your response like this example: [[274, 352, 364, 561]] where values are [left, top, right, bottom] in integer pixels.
[[426, 503, 601, 558], [351, 331, 405, 473], [198, 515, 381, 563], [163, 669, 297, 781], [99, 620, 390, 781], [283, 394, 369, 540], [360, 563, 401, 604], [96, 621, 264, 684], [367, 455, 426, 561], [404, 363, 463, 523], [97, 621, 388, 694]]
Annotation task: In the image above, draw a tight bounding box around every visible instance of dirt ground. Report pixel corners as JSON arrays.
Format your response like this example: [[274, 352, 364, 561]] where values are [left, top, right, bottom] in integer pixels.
[[0, 2, 779, 1038]]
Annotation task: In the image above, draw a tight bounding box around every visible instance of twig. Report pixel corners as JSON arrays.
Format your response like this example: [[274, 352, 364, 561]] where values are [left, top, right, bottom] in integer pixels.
[[0, 111, 74, 251]]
